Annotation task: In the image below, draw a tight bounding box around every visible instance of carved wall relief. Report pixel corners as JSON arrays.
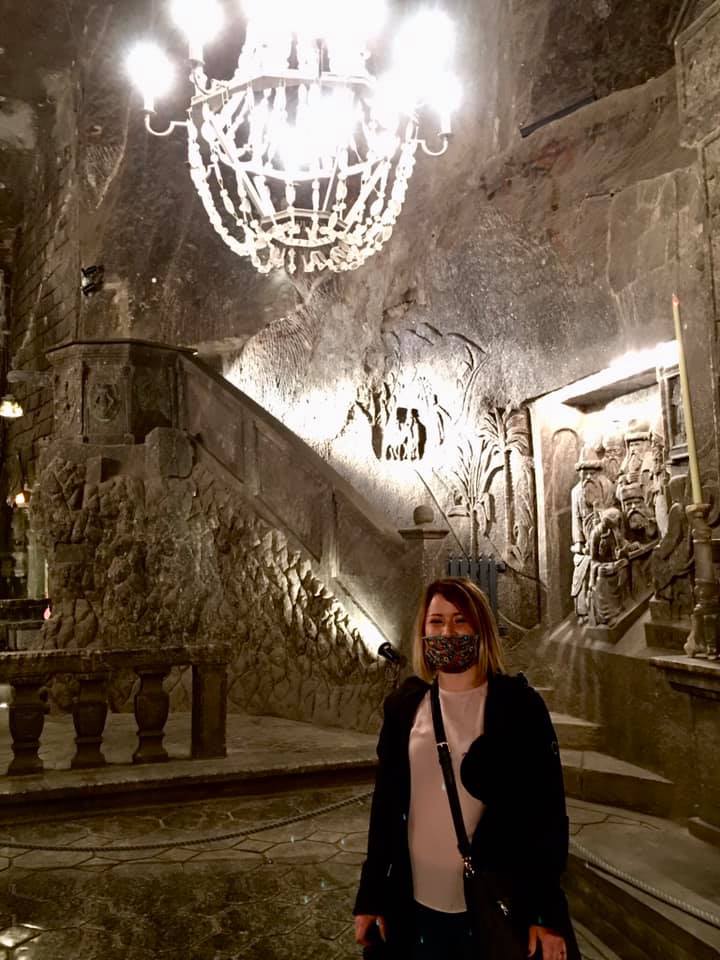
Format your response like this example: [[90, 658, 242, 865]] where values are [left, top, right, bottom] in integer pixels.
[[446, 408, 536, 567], [89, 380, 121, 423], [567, 406, 674, 631], [650, 474, 693, 622], [659, 364, 690, 469], [353, 324, 485, 464], [355, 378, 443, 462], [52, 360, 84, 438]]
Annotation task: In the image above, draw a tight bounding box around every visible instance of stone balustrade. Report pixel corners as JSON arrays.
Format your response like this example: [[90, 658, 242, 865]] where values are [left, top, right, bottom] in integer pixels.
[[0, 646, 228, 776]]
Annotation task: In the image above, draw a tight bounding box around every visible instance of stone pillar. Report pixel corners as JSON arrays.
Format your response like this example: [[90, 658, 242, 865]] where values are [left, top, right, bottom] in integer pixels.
[[7, 676, 47, 776], [191, 660, 228, 760], [71, 671, 109, 769], [398, 527, 449, 585], [132, 665, 170, 764], [398, 523, 449, 663], [25, 524, 47, 602]]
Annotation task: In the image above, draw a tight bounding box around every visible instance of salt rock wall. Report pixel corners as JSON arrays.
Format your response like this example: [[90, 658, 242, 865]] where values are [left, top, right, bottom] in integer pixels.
[[33, 450, 397, 732]]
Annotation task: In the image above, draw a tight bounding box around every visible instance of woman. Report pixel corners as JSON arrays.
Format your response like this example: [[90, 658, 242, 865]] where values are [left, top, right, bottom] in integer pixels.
[[353, 578, 577, 960]]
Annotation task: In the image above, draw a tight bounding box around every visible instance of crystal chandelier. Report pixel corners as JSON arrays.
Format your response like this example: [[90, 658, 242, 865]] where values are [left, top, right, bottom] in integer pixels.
[[126, 0, 460, 275]]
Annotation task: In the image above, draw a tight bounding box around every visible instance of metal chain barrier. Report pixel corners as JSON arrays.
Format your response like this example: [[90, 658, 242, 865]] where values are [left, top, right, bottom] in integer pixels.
[[0, 790, 717, 932], [0, 789, 375, 854]]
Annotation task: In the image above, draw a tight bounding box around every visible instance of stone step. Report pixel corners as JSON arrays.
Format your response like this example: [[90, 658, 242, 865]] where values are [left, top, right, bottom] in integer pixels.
[[566, 858, 720, 960], [565, 798, 720, 960], [572, 919, 624, 960], [534, 685, 557, 712], [561, 749, 674, 818], [551, 712, 604, 752]]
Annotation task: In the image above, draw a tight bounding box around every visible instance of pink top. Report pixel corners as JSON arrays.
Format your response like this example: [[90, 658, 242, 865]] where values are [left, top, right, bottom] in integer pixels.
[[408, 683, 488, 913]]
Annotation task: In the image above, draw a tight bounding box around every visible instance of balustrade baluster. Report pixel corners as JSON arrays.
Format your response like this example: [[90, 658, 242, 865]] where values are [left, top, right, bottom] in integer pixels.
[[71, 671, 109, 769], [8, 676, 47, 775], [133, 664, 170, 763], [191, 660, 228, 759]]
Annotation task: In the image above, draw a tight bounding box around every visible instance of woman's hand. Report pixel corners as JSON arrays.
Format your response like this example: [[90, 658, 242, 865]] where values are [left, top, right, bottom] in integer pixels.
[[354, 914, 387, 947], [528, 924, 566, 959]]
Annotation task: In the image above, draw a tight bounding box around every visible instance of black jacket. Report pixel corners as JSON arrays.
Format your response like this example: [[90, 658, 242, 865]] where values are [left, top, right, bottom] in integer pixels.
[[354, 672, 571, 946]]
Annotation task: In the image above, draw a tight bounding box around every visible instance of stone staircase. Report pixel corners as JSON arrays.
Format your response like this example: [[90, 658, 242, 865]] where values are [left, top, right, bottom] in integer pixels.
[[539, 688, 719, 960], [538, 687, 674, 818]]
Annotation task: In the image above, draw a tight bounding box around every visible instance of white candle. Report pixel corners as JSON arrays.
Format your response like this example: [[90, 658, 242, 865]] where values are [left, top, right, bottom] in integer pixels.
[[672, 294, 703, 504]]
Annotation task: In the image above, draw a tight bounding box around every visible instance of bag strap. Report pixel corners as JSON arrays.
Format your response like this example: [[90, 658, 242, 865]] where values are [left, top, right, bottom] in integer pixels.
[[430, 680, 475, 873]]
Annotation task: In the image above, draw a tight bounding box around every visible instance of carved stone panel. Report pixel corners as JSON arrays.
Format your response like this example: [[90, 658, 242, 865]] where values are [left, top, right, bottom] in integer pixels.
[[85, 366, 131, 443], [658, 363, 690, 471], [255, 428, 325, 562], [47, 341, 185, 445], [52, 359, 84, 439]]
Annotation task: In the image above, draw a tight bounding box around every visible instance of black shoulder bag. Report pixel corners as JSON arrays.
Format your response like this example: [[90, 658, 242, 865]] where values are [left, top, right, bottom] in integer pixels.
[[430, 680, 529, 960]]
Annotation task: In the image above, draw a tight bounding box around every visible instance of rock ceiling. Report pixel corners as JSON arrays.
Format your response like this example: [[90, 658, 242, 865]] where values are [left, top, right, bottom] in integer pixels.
[[0, 0, 689, 288]]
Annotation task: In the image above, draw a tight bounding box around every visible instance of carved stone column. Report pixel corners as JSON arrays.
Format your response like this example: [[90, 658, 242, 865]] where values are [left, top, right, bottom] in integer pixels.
[[685, 504, 720, 658], [191, 659, 228, 760], [71, 671, 109, 769], [132, 665, 170, 764], [8, 676, 47, 776]]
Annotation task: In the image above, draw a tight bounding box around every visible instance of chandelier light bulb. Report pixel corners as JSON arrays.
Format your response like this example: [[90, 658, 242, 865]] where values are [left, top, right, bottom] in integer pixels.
[[393, 9, 456, 86], [0, 395, 23, 419], [310, 0, 386, 41], [372, 71, 419, 128], [127, 42, 175, 112], [429, 71, 462, 135], [242, 0, 294, 32], [171, 0, 224, 59]]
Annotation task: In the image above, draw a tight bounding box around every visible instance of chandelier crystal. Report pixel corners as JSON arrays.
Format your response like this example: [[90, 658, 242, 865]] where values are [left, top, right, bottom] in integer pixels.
[[126, 0, 460, 274]]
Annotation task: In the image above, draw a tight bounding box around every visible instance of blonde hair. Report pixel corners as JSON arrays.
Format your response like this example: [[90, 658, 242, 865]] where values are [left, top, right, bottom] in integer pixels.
[[412, 577, 506, 682]]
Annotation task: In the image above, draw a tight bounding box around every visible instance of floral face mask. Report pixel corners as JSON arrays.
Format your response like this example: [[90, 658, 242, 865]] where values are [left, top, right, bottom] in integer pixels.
[[423, 634, 479, 674]]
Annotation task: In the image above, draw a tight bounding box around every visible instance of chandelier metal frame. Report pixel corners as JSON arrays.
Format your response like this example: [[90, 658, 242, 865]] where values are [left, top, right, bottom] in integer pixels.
[[131, 3, 458, 275]]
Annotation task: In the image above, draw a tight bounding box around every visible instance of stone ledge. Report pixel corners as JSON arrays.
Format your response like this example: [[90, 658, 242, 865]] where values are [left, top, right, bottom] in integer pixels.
[[689, 816, 720, 849], [0, 645, 231, 681], [650, 655, 720, 700]]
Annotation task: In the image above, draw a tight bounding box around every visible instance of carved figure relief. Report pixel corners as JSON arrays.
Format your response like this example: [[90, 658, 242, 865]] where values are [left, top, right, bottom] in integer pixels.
[[356, 380, 438, 462], [353, 324, 485, 463], [670, 379, 687, 445], [570, 444, 616, 622], [587, 507, 631, 626], [650, 475, 693, 621], [89, 382, 121, 423], [570, 417, 670, 628]]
